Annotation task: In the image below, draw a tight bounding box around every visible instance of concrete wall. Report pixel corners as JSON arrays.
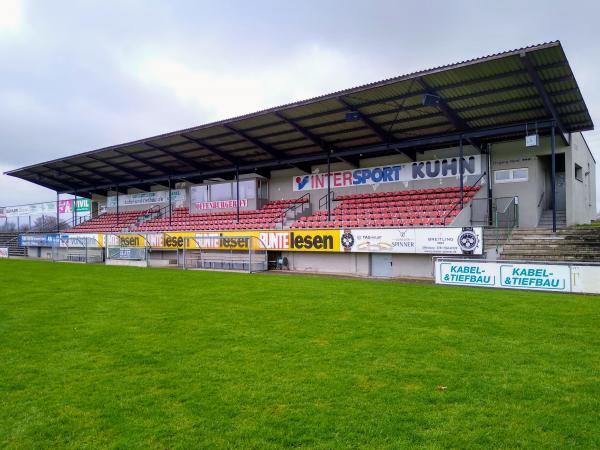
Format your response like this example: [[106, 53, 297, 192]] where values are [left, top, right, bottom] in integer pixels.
[[282, 251, 370, 276], [281, 251, 435, 279], [489, 133, 596, 227], [565, 132, 597, 226], [489, 139, 555, 228]]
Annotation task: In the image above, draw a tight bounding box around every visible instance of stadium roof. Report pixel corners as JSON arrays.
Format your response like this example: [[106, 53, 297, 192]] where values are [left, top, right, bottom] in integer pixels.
[[5, 40, 594, 196]]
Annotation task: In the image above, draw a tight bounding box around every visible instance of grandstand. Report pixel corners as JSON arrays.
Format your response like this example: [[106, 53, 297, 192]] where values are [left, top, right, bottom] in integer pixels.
[[292, 186, 480, 228], [2, 41, 597, 278]]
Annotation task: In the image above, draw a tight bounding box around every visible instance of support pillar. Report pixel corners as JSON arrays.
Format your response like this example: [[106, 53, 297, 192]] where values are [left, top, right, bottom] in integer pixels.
[[551, 124, 557, 233], [327, 150, 331, 221], [168, 176, 172, 226], [116, 188, 119, 227], [459, 135, 464, 209], [236, 166, 240, 223], [487, 143, 493, 226], [56, 191, 60, 232]]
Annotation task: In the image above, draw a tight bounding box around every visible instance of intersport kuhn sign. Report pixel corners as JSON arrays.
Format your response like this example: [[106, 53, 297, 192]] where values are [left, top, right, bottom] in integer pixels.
[[292, 155, 482, 192]]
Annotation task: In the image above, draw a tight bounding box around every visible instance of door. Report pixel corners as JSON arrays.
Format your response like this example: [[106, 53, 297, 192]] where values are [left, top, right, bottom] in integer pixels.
[[371, 253, 393, 277], [555, 172, 566, 211]]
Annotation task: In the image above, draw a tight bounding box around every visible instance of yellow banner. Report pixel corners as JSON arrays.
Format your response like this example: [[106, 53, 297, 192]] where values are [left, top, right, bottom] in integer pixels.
[[105, 230, 340, 252]]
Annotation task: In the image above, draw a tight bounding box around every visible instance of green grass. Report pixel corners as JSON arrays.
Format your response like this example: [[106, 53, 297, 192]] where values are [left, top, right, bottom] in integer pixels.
[[1, 259, 599, 449]]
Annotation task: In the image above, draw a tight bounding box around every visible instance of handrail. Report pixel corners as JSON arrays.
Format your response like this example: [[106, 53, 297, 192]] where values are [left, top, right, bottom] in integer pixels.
[[318, 190, 337, 210], [537, 191, 545, 208], [281, 193, 311, 227], [494, 196, 517, 251], [442, 172, 486, 225]]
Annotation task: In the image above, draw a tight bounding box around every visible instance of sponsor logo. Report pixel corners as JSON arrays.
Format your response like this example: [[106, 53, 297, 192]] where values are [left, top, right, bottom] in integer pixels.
[[293, 156, 481, 191], [457, 228, 478, 253], [164, 235, 185, 248], [289, 232, 333, 250], [119, 236, 141, 247], [341, 232, 354, 249], [295, 175, 310, 190]]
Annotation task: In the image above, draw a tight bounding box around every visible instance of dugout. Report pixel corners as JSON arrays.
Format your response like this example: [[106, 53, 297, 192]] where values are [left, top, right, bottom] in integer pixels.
[[5, 41, 596, 278]]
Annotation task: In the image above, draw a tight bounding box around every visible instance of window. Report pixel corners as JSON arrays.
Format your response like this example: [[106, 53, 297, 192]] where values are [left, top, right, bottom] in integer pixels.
[[494, 168, 528, 184], [210, 183, 231, 201], [238, 180, 256, 199], [575, 164, 583, 182], [191, 185, 208, 203]]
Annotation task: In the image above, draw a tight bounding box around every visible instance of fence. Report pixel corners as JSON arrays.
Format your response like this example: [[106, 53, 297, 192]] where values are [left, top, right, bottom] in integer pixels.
[[105, 234, 149, 264], [181, 235, 268, 273], [50, 236, 105, 263], [0, 199, 92, 233]]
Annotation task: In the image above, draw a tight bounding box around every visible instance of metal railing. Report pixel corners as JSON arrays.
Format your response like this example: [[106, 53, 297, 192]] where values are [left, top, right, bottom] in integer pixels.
[[471, 196, 519, 251], [51, 236, 105, 263], [318, 190, 336, 211], [181, 235, 268, 273], [442, 172, 487, 225], [537, 191, 545, 208], [281, 193, 311, 227], [105, 233, 150, 262]]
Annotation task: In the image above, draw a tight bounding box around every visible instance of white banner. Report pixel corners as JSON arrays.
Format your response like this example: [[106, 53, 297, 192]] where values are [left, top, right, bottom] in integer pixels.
[[19, 233, 102, 248], [435, 260, 572, 292], [0, 247, 8, 258], [106, 189, 186, 208], [196, 199, 248, 210], [293, 155, 482, 191], [570, 265, 600, 294], [340, 227, 482, 255]]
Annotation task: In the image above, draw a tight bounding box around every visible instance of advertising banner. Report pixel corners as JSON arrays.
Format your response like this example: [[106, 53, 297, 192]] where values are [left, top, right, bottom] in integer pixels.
[[105, 230, 341, 252], [19, 233, 102, 248], [196, 199, 248, 210], [58, 199, 91, 214], [106, 189, 186, 208], [292, 155, 482, 191], [340, 227, 482, 255], [435, 260, 572, 292], [1, 199, 91, 217], [0, 247, 8, 258]]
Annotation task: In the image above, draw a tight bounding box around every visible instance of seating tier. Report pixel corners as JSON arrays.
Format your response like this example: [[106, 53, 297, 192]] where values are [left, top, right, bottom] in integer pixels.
[[291, 186, 480, 228]]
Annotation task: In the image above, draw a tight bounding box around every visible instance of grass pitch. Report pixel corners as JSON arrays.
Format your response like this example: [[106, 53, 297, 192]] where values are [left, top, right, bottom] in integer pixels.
[[1, 259, 599, 449]]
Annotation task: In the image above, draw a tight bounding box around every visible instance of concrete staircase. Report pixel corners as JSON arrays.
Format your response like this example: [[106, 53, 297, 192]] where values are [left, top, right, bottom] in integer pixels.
[[0, 233, 26, 257], [538, 209, 566, 228], [499, 227, 600, 262]]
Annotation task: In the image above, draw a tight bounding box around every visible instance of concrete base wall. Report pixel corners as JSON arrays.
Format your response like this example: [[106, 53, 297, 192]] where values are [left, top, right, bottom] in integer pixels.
[[105, 259, 148, 267], [282, 251, 435, 279]]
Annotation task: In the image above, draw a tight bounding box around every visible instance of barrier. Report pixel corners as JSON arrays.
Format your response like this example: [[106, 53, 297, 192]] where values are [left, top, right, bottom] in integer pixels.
[[51, 235, 104, 263], [434, 258, 600, 294], [181, 235, 268, 273], [105, 234, 149, 265]]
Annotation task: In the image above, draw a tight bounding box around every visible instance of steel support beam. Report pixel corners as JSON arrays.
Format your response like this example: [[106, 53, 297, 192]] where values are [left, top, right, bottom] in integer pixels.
[[338, 97, 416, 161], [222, 125, 288, 162], [61, 162, 121, 184], [28, 171, 73, 191], [43, 165, 92, 186], [180, 133, 245, 166], [113, 149, 170, 176], [521, 52, 569, 145], [57, 120, 558, 194], [144, 141, 210, 172], [86, 155, 148, 180]]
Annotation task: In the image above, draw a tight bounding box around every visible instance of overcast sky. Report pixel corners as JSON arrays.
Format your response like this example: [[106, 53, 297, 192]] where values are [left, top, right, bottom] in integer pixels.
[[1, 0, 599, 212]]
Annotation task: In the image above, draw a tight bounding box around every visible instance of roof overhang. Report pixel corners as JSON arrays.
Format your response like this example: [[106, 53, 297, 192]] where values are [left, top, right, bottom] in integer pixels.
[[5, 41, 593, 195]]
